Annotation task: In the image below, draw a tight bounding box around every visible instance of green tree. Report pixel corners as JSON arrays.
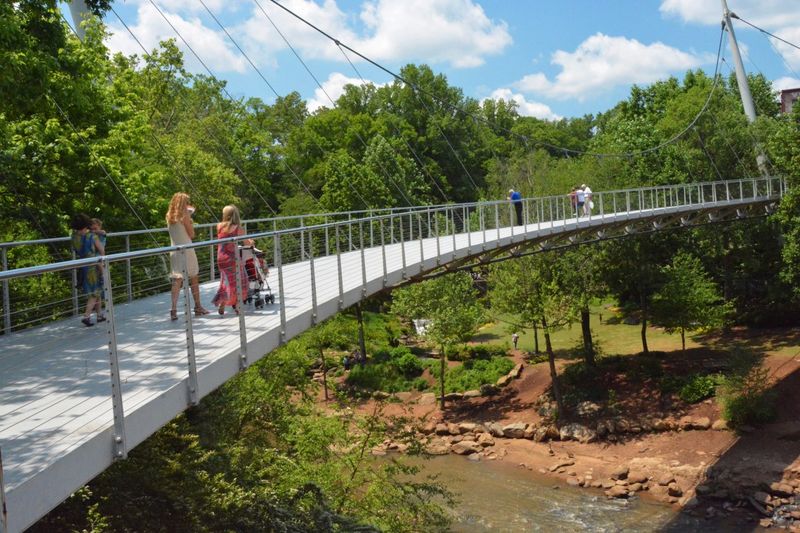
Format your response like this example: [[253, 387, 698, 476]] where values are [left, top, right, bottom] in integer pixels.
[[653, 252, 730, 351], [391, 272, 484, 409]]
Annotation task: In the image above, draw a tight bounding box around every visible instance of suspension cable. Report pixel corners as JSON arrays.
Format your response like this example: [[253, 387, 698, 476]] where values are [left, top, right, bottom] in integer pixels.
[[268, 0, 727, 160], [247, 0, 417, 207], [733, 15, 800, 52]]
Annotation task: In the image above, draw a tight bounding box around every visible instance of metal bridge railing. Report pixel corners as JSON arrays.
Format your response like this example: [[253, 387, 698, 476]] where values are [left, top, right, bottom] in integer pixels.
[[0, 176, 785, 338]]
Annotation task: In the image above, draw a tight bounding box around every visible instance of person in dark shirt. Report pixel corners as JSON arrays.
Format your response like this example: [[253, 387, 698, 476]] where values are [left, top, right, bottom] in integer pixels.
[[507, 188, 523, 225]]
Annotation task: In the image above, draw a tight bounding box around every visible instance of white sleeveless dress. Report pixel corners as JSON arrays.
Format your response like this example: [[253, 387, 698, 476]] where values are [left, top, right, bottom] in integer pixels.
[[168, 221, 199, 278]]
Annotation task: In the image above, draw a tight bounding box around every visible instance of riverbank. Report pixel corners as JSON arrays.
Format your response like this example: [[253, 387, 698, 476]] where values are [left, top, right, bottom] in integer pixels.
[[351, 335, 800, 530]]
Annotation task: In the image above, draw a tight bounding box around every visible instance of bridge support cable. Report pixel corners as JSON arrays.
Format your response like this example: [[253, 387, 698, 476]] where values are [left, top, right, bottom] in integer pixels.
[[138, 1, 321, 213], [102, 260, 128, 460], [248, 0, 418, 207]]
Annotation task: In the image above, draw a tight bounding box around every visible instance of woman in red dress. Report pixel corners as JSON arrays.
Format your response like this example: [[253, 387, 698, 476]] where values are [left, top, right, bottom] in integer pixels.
[[211, 205, 252, 315]]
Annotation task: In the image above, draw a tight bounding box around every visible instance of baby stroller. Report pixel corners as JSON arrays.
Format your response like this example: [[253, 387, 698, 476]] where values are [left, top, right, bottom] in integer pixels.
[[238, 245, 275, 308]]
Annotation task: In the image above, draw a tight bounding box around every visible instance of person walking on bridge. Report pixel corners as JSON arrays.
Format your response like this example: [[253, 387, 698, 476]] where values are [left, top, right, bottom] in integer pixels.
[[507, 188, 523, 226], [582, 184, 593, 216], [212, 205, 252, 315], [167, 192, 209, 320], [71, 213, 105, 326]]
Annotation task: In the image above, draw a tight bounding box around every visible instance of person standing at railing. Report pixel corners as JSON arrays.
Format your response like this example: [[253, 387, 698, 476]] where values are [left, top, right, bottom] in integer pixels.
[[212, 205, 252, 315], [70, 213, 106, 327], [507, 188, 523, 225], [167, 192, 210, 320], [575, 186, 586, 217], [569, 187, 578, 214], [582, 184, 593, 216]]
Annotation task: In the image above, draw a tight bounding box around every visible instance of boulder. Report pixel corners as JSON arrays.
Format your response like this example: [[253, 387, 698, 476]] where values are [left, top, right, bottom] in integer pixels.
[[629, 483, 643, 492], [611, 465, 629, 481], [444, 392, 463, 402], [752, 491, 771, 506], [480, 384, 500, 396], [458, 422, 477, 434], [679, 416, 694, 430], [711, 419, 728, 431], [462, 389, 481, 398], [509, 363, 523, 379], [692, 417, 712, 430], [435, 423, 449, 436], [419, 421, 437, 435], [614, 418, 631, 433], [545, 425, 561, 440], [652, 418, 670, 432], [533, 427, 549, 442], [503, 422, 528, 439], [488, 422, 505, 438], [566, 477, 581, 487], [372, 391, 390, 400], [595, 421, 609, 438], [418, 393, 437, 406], [576, 401, 601, 417], [451, 440, 482, 455], [447, 423, 461, 435], [769, 483, 794, 498], [559, 423, 597, 443], [394, 391, 413, 402], [606, 486, 629, 499], [658, 475, 675, 486], [668, 482, 683, 497], [523, 426, 535, 439], [628, 471, 648, 484], [549, 459, 575, 472], [601, 479, 615, 489], [477, 433, 495, 447], [496, 374, 512, 387]]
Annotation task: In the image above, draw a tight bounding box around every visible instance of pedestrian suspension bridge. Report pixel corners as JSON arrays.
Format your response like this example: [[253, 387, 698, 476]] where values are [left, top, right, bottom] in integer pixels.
[[0, 177, 785, 532]]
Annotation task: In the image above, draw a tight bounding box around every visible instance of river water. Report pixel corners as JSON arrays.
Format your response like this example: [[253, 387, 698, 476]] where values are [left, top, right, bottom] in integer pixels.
[[411, 455, 758, 532]]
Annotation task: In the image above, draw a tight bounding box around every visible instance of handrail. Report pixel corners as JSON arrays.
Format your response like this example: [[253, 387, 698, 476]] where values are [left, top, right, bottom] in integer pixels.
[[0, 176, 784, 284]]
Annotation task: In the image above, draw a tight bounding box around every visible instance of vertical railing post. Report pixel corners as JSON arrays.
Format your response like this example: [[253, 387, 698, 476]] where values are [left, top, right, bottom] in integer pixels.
[[233, 243, 248, 370], [418, 213, 425, 273], [466, 205, 472, 250], [359, 221, 367, 296], [1, 249, 9, 336], [399, 214, 407, 278], [300, 218, 305, 260], [72, 247, 79, 316], [125, 235, 133, 302], [480, 204, 486, 250], [309, 232, 318, 325], [102, 259, 127, 459], [209, 227, 215, 282], [380, 218, 388, 286], [275, 234, 287, 343], [324, 216, 329, 257], [336, 225, 344, 309], [451, 208, 457, 260], [0, 448, 7, 533], [180, 250, 200, 405], [435, 212, 441, 265], [390, 214, 395, 244], [495, 203, 500, 243], [348, 213, 353, 251]]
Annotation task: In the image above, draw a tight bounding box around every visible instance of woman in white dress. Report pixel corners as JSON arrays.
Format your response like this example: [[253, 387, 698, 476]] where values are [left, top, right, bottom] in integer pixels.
[[166, 192, 210, 320]]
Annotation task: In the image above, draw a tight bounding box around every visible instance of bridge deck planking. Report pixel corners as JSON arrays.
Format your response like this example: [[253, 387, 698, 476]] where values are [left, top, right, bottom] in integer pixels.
[[0, 201, 757, 532]]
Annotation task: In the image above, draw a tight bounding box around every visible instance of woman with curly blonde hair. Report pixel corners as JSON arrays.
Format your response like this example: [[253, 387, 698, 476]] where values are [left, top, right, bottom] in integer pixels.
[[166, 192, 209, 320]]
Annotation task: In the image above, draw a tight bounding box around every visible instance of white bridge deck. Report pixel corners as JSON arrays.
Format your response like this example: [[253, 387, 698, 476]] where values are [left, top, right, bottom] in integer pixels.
[[0, 191, 778, 532]]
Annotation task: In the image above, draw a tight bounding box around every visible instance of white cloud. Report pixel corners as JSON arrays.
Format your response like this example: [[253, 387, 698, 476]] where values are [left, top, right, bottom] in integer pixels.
[[306, 72, 378, 112], [105, 3, 249, 73], [513, 33, 708, 101], [773, 76, 800, 92], [660, 1, 800, 70], [356, 0, 511, 68], [484, 89, 562, 121]]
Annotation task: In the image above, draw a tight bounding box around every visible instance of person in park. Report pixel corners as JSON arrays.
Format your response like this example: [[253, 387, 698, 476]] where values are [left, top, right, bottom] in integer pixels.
[[569, 187, 578, 213], [512, 332, 519, 350], [166, 192, 209, 320], [575, 185, 586, 216], [71, 213, 105, 327], [507, 188, 523, 225], [582, 183, 593, 215], [212, 204, 253, 315]]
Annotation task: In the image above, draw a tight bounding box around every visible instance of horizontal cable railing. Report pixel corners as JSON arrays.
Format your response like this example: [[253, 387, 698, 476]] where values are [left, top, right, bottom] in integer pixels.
[[0, 176, 786, 337]]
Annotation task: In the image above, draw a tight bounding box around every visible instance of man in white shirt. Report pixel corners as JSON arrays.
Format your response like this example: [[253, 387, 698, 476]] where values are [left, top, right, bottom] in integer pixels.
[[582, 184, 593, 216], [576, 186, 585, 216]]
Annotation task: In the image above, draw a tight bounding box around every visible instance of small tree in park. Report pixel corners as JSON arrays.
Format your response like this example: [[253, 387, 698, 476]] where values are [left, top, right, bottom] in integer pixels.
[[305, 316, 356, 401], [391, 272, 484, 410], [652, 252, 730, 351]]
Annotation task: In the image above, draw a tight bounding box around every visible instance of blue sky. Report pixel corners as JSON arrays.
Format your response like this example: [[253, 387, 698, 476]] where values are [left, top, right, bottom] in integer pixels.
[[65, 0, 800, 120]]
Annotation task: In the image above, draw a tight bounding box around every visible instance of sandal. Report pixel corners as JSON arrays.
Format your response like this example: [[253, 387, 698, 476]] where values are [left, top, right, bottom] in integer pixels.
[[218, 305, 225, 316], [170, 309, 178, 321], [194, 306, 210, 316], [81, 317, 93, 327], [96, 315, 107, 323]]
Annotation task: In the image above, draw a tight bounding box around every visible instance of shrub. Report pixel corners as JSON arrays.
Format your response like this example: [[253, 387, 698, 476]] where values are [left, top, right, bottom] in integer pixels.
[[394, 352, 424, 378], [412, 377, 429, 391], [445, 357, 514, 393], [718, 365, 777, 428], [658, 375, 685, 394], [561, 362, 607, 405], [466, 344, 508, 360], [678, 374, 719, 403]]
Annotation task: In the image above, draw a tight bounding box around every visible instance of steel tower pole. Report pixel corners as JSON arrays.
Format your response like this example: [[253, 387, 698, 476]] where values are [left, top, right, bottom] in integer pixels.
[[720, 0, 768, 175], [68, 0, 91, 40]]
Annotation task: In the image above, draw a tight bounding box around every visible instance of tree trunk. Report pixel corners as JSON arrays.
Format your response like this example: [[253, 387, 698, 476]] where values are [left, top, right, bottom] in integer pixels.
[[533, 321, 540, 354], [581, 306, 595, 367], [355, 303, 367, 362], [541, 316, 563, 421], [320, 349, 329, 401], [681, 328, 686, 352], [439, 345, 446, 411], [640, 293, 649, 355]]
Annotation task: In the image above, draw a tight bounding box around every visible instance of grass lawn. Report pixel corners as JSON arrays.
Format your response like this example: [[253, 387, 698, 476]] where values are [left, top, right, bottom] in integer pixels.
[[474, 302, 709, 358]]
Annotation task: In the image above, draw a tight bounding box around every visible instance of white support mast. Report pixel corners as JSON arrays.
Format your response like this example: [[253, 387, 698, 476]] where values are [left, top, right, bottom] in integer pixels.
[[67, 0, 91, 40], [720, 0, 768, 175]]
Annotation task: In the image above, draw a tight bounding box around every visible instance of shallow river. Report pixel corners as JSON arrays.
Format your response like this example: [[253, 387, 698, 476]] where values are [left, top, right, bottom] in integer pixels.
[[410, 454, 759, 532]]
